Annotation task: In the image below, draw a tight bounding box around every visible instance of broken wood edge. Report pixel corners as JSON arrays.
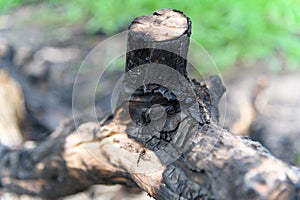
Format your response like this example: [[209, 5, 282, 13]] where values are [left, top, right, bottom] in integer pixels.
[[126, 9, 191, 79], [128, 9, 191, 42]]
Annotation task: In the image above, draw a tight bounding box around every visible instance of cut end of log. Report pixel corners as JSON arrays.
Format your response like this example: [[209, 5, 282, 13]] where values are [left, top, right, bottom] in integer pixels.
[[126, 9, 191, 75], [129, 9, 190, 42]]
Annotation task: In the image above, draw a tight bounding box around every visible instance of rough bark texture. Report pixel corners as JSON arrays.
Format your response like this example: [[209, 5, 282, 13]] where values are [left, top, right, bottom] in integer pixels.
[[1, 9, 300, 200], [126, 9, 191, 77]]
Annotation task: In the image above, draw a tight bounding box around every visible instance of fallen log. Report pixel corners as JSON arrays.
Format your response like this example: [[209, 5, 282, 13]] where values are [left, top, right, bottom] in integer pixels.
[[1, 9, 300, 200]]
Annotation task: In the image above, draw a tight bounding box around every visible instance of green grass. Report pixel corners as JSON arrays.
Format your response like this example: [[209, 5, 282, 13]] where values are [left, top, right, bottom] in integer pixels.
[[1, 0, 300, 71], [0, 0, 36, 12]]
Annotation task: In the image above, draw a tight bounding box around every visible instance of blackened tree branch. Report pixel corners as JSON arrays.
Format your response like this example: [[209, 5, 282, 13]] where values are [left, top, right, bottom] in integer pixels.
[[0, 9, 300, 200]]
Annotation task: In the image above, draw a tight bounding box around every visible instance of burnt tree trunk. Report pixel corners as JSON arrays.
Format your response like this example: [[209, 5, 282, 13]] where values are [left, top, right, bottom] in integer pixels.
[[0, 9, 300, 200]]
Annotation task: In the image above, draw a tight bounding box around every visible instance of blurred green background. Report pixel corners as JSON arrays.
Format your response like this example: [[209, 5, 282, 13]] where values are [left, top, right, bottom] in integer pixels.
[[1, 0, 300, 71]]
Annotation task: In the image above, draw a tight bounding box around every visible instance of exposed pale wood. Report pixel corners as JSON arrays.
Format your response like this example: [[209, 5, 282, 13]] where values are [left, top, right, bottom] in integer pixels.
[[0, 9, 300, 200], [0, 69, 24, 146], [129, 9, 188, 42]]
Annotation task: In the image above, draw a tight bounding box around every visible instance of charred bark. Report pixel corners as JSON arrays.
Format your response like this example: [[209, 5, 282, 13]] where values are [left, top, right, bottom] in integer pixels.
[[0, 9, 300, 200]]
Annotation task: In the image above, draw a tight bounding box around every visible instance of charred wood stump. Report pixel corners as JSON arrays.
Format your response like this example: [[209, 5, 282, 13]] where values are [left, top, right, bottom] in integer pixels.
[[117, 9, 213, 154], [0, 9, 300, 200]]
